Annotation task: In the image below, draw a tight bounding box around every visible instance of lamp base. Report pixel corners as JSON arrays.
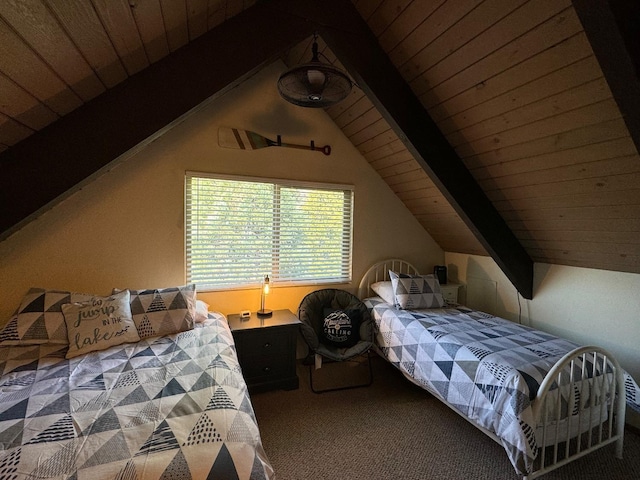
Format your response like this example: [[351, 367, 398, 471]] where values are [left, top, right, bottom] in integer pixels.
[[257, 309, 272, 317]]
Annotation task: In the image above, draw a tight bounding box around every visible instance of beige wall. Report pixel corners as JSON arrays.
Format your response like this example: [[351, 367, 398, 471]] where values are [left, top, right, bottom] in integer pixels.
[[0, 61, 442, 322], [445, 251, 640, 427]]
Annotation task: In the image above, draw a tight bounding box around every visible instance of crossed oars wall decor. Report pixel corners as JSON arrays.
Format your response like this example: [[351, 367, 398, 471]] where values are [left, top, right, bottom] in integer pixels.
[[218, 127, 331, 155]]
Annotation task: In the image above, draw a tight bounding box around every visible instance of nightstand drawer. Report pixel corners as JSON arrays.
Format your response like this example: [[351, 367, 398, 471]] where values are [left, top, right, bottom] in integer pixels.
[[235, 329, 288, 355], [239, 354, 289, 381]]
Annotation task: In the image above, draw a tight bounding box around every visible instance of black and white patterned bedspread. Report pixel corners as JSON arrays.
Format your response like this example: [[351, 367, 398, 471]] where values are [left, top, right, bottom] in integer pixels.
[[365, 297, 640, 475], [0, 313, 273, 480]]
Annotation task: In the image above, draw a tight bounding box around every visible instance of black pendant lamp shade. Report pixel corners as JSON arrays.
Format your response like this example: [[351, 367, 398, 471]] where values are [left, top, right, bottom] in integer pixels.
[[278, 36, 353, 108]]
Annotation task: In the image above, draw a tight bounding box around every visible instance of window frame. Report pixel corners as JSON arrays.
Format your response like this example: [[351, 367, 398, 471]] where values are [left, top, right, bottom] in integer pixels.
[[185, 171, 354, 291]]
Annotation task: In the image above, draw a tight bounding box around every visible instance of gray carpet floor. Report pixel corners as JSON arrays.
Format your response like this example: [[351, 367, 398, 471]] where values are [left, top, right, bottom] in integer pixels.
[[250, 355, 640, 480]]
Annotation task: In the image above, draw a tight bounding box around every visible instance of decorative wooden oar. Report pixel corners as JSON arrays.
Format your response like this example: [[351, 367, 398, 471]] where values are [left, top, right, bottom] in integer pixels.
[[218, 127, 331, 156]]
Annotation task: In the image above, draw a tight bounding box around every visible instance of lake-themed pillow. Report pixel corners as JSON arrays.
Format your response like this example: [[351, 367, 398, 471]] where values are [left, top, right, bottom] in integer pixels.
[[62, 290, 140, 359]]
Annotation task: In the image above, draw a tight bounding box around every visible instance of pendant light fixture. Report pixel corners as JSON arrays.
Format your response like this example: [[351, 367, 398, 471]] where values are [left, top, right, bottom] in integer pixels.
[[277, 33, 353, 108]]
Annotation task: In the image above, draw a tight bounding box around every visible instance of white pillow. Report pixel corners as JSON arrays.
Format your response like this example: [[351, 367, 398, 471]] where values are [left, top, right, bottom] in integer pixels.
[[195, 300, 210, 323], [371, 281, 395, 304], [62, 290, 140, 359]]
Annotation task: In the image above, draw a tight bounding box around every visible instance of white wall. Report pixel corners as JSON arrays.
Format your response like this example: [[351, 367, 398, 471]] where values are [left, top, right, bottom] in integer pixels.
[[0, 61, 442, 321], [445, 252, 640, 427]]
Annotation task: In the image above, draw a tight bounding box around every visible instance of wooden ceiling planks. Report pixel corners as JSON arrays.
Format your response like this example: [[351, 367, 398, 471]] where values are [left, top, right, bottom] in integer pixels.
[[355, 0, 639, 276], [455, 99, 622, 158], [389, 0, 482, 72], [446, 77, 612, 148], [470, 137, 638, 181], [0, 16, 82, 116], [46, 0, 128, 89], [428, 31, 595, 122], [91, 0, 149, 75], [400, 0, 531, 89], [159, 0, 189, 51], [418, 6, 583, 108], [376, 1, 444, 54], [186, 0, 210, 39], [436, 56, 605, 137], [495, 189, 640, 214], [0, 1, 104, 102], [481, 156, 640, 195], [129, 0, 171, 64]]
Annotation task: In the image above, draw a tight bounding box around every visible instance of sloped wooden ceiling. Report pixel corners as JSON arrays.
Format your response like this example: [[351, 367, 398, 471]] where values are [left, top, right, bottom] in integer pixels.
[[0, 0, 639, 298]]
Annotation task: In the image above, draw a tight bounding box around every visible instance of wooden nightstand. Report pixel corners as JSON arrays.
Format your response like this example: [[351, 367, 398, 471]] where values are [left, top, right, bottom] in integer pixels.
[[227, 309, 301, 393]]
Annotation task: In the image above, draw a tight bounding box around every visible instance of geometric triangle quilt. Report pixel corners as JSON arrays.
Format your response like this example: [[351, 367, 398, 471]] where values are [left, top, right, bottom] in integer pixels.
[[0, 312, 274, 479], [364, 297, 640, 476]]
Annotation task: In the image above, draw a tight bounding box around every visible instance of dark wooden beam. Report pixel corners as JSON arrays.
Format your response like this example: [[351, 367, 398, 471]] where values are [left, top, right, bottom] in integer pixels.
[[274, 0, 535, 298], [0, 3, 314, 241], [573, 0, 640, 155]]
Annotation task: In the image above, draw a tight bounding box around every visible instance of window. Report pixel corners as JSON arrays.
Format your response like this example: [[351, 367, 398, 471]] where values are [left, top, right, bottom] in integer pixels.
[[186, 172, 353, 290]]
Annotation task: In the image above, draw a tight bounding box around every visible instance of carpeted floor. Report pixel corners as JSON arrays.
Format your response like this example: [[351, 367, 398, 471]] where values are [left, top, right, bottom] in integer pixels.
[[250, 355, 640, 480]]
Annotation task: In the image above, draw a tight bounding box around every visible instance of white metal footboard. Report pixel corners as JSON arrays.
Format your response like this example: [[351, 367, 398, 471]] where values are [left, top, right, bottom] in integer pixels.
[[525, 346, 626, 479]]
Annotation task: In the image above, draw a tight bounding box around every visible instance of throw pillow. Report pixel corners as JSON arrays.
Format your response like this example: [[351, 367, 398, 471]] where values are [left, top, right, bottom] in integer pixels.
[[195, 300, 210, 323], [0, 288, 95, 345], [389, 271, 444, 309], [370, 281, 395, 304], [62, 290, 140, 359], [119, 284, 196, 339], [322, 308, 361, 348]]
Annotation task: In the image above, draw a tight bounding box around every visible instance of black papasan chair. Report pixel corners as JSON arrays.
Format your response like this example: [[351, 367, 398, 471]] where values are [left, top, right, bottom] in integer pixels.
[[298, 288, 374, 393]]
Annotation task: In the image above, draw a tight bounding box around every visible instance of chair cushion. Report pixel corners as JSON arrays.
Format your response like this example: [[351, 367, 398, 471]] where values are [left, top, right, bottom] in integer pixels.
[[298, 289, 373, 360], [316, 338, 373, 363]]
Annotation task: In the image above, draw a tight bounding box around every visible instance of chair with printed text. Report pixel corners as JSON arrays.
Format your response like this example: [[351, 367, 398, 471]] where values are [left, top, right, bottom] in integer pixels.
[[297, 288, 374, 393]]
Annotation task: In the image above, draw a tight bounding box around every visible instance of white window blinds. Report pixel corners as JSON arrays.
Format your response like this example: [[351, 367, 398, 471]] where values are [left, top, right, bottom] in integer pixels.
[[186, 173, 353, 290]]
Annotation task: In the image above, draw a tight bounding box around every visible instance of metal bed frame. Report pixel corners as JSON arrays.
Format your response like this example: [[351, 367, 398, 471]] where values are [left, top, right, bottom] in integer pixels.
[[358, 259, 626, 479]]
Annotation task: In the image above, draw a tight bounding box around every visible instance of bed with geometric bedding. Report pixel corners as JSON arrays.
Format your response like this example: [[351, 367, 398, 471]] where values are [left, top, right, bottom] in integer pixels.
[[0, 286, 273, 480], [358, 259, 640, 479]]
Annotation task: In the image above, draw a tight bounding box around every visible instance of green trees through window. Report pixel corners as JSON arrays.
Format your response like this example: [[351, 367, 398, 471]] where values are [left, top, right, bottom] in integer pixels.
[[186, 174, 353, 289]]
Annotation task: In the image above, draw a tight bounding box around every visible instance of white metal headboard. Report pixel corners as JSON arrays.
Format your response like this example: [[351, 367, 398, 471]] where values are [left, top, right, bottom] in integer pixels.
[[357, 258, 419, 299]]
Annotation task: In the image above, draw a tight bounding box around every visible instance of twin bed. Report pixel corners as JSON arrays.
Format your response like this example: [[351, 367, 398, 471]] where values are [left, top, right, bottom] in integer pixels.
[[0, 286, 273, 480], [358, 259, 640, 479]]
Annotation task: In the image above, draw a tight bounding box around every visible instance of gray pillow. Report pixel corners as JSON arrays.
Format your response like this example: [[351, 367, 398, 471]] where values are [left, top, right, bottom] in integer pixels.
[[389, 271, 444, 309], [115, 284, 196, 339]]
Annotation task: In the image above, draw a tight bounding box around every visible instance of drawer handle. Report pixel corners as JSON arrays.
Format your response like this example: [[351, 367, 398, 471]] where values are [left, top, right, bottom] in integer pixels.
[[263, 342, 272, 348]]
